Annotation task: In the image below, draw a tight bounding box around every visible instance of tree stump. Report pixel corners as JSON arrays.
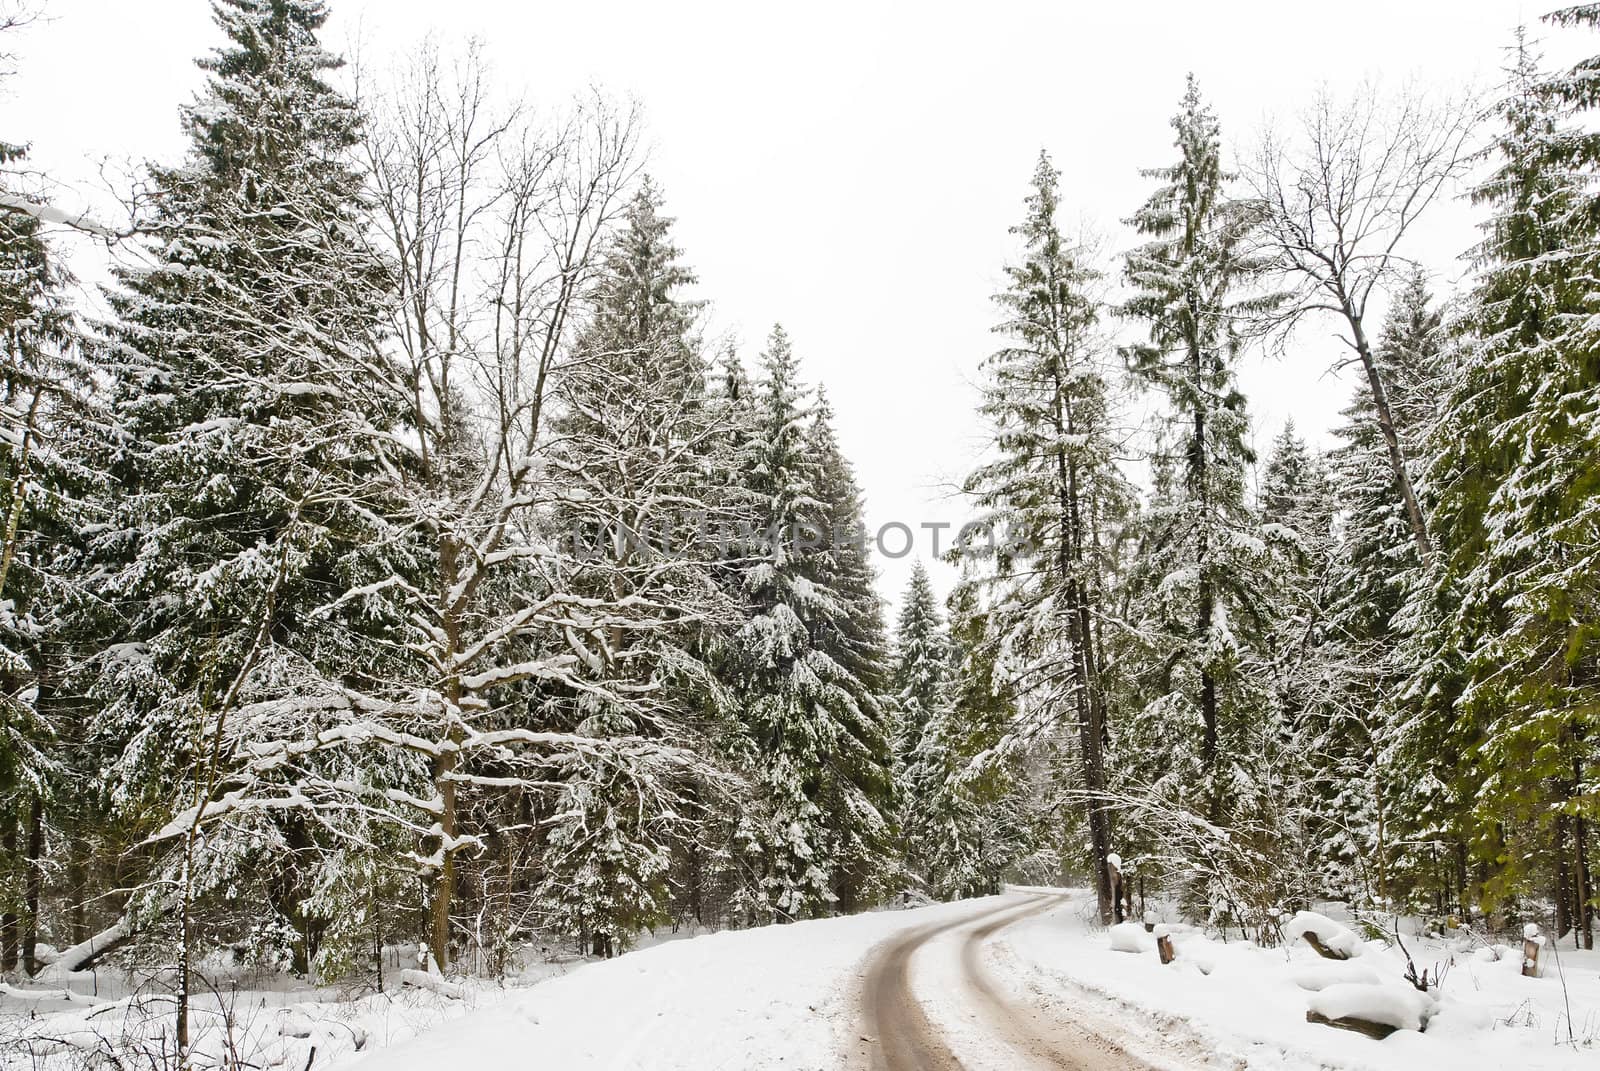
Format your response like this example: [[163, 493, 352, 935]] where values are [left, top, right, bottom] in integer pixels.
[[1157, 934, 1175, 964], [1521, 937, 1543, 978], [1305, 1010, 1397, 1040]]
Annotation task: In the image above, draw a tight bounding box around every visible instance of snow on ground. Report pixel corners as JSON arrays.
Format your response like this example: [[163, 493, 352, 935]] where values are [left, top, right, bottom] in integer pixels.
[[4, 889, 1596, 1069], [331, 896, 1014, 1071], [0, 950, 584, 1068], [996, 890, 1600, 1071]]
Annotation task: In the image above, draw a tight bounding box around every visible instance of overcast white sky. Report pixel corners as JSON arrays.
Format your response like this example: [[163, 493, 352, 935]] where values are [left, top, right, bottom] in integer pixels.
[[5, 0, 1585, 605]]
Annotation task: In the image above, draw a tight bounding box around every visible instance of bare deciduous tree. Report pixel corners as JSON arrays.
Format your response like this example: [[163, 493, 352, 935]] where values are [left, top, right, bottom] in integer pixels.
[[1248, 86, 1477, 561]]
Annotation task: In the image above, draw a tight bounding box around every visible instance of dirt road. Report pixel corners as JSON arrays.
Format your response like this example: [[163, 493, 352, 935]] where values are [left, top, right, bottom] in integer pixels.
[[857, 894, 1158, 1071]]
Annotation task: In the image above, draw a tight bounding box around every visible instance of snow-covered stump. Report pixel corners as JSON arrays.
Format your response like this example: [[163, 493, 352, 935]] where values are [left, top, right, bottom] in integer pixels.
[[1156, 932, 1175, 965], [1521, 923, 1545, 978]]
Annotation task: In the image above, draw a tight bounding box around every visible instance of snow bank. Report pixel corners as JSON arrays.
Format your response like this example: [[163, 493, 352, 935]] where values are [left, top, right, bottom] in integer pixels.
[[1307, 983, 1436, 1032], [1000, 890, 1600, 1071], [1108, 921, 1153, 953], [1282, 910, 1365, 959], [1288, 959, 1381, 991]]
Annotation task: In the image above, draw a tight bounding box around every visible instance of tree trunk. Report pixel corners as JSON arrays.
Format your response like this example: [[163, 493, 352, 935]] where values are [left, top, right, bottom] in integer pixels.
[[1190, 345, 1220, 824], [1051, 357, 1113, 924], [22, 795, 42, 975], [1575, 754, 1593, 949], [429, 537, 464, 974], [1348, 310, 1432, 561], [1556, 813, 1572, 942], [1, 815, 16, 973]]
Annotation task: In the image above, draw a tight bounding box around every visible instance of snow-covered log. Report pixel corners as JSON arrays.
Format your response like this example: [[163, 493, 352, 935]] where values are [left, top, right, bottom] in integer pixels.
[[1282, 911, 1364, 961], [399, 969, 466, 1000], [1306, 983, 1436, 1037], [35, 920, 130, 980]]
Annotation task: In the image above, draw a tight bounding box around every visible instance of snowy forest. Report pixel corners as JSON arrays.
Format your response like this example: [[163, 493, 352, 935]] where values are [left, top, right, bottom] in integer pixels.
[[2, 0, 1600, 1066]]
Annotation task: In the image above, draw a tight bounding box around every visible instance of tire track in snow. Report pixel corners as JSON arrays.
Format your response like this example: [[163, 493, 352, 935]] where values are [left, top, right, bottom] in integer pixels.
[[858, 893, 1161, 1071], [958, 898, 1155, 1070], [859, 896, 1046, 1070]]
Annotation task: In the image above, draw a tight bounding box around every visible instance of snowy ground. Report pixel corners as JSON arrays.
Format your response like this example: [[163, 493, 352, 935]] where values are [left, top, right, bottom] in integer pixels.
[[998, 891, 1600, 1071], [1, 888, 1595, 1069]]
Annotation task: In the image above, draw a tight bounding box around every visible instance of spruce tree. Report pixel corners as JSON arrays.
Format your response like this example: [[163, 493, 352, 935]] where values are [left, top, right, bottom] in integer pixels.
[[538, 180, 737, 954], [1412, 26, 1600, 941], [86, 0, 415, 994], [1119, 78, 1287, 923], [1314, 273, 1448, 909], [0, 137, 95, 974], [957, 151, 1131, 920], [731, 326, 892, 920], [889, 561, 948, 886]]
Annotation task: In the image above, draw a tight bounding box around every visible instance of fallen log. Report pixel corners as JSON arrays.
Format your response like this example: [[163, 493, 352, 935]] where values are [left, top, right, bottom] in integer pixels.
[[35, 921, 131, 981], [1306, 1010, 1397, 1040], [399, 969, 465, 1000], [1302, 931, 1351, 961]]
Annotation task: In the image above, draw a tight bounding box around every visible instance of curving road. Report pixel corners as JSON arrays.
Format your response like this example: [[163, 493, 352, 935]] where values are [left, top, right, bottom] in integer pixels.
[[857, 894, 1158, 1071]]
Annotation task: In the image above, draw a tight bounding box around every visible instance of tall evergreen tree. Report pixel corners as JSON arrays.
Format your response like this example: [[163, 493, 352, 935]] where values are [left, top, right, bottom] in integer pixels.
[[1411, 26, 1599, 942], [0, 135, 95, 975], [889, 561, 949, 887], [730, 327, 892, 920], [86, 0, 416, 1003], [956, 151, 1130, 921], [891, 561, 949, 771], [1316, 273, 1448, 909], [538, 180, 739, 955], [1119, 78, 1287, 924]]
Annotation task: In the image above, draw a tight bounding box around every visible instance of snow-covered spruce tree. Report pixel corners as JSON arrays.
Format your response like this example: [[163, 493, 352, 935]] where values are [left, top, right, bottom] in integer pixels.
[[954, 151, 1132, 923], [1118, 78, 1293, 928], [83, 0, 420, 1010], [889, 560, 949, 891], [1408, 26, 1599, 942], [1254, 423, 1337, 909], [728, 326, 893, 921], [0, 131, 100, 975], [892, 561, 949, 778], [657, 338, 766, 931], [1312, 272, 1450, 911], [805, 387, 895, 911], [536, 180, 742, 956], [915, 580, 1042, 897], [897, 569, 1038, 899]]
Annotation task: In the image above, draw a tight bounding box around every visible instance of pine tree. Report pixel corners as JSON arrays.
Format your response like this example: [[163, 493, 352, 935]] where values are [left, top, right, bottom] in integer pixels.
[[889, 561, 949, 886], [805, 388, 895, 910], [1119, 78, 1287, 925], [0, 135, 96, 975], [1411, 25, 1600, 941], [891, 561, 949, 771], [956, 151, 1131, 921], [1314, 273, 1447, 909], [537, 180, 738, 955], [85, 0, 416, 1002], [730, 326, 892, 920]]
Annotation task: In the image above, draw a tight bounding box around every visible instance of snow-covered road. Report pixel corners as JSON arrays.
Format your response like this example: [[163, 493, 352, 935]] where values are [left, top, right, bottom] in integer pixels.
[[857, 892, 1160, 1070]]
